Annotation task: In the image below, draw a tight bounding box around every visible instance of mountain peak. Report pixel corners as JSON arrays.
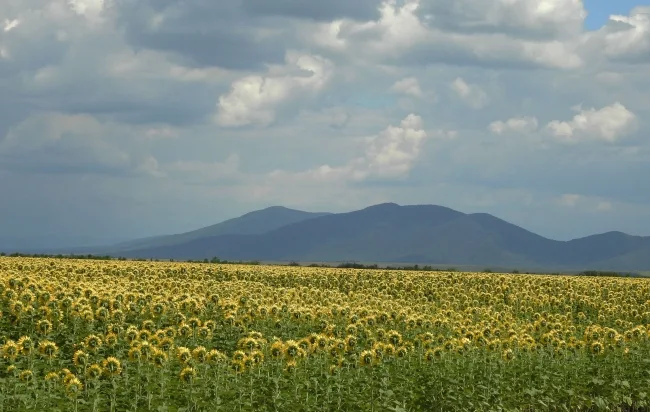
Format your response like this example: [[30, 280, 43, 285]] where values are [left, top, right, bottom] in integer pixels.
[[249, 206, 294, 214], [260, 206, 292, 211], [364, 202, 400, 210]]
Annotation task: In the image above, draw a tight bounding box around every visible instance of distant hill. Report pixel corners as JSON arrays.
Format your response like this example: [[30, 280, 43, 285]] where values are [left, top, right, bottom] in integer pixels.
[[114, 203, 650, 271], [104, 206, 331, 253]]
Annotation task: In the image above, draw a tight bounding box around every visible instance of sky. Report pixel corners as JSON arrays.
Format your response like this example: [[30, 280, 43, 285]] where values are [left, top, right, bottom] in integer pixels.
[[0, 0, 649, 248]]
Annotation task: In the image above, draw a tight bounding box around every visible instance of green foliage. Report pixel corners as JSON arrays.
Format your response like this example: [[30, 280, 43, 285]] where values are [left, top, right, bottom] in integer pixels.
[[0, 257, 649, 411]]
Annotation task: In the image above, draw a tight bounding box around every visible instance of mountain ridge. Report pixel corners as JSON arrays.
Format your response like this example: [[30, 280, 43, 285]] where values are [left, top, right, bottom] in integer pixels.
[[102, 206, 332, 253], [109, 203, 650, 271]]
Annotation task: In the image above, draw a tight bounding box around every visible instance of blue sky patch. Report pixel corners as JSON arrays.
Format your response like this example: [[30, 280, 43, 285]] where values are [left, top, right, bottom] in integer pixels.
[[584, 0, 644, 29]]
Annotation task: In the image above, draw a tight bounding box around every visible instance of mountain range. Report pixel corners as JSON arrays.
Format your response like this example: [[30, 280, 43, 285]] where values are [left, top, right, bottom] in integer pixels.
[[69, 203, 650, 272]]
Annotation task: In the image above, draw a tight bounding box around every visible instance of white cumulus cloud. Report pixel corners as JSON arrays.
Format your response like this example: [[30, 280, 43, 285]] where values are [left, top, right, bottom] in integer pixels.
[[390, 76, 423, 97], [599, 7, 650, 62], [269, 114, 428, 183], [546, 102, 637, 143], [555, 194, 615, 212], [450, 77, 489, 109], [3, 18, 20, 32], [216, 50, 334, 127], [354, 113, 428, 179], [419, 0, 587, 39], [489, 116, 539, 135]]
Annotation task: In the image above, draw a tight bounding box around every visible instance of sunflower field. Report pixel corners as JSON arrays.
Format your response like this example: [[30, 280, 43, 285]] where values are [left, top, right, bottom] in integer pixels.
[[0, 257, 649, 411]]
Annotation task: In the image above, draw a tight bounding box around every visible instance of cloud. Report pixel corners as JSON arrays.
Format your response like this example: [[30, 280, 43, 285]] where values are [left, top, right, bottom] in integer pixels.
[[305, 0, 583, 69], [165, 154, 241, 184], [68, 0, 105, 21], [596, 201, 613, 212], [216, 50, 334, 127], [557, 193, 581, 207], [4, 19, 20, 32], [489, 116, 538, 135], [240, 0, 381, 22], [355, 113, 428, 179], [297, 107, 350, 129], [269, 114, 428, 182], [0, 1, 80, 74], [109, 0, 291, 70], [546, 102, 638, 143], [584, 7, 650, 63], [0, 112, 160, 176], [450, 77, 489, 109], [390, 76, 423, 97], [416, 0, 587, 40], [555, 193, 614, 212]]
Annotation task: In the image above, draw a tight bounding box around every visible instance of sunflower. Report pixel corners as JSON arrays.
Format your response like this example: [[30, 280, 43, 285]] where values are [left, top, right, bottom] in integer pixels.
[[65, 377, 83, 397], [284, 340, 300, 359], [270, 341, 284, 358], [284, 360, 297, 374], [138, 341, 153, 359], [17, 336, 33, 355], [159, 337, 174, 352], [84, 334, 103, 352], [250, 350, 264, 364], [141, 320, 155, 332], [424, 349, 438, 362], [73, 350, 89, 367], [125, 327, 138, 343], [388, 330, 402, 346], [2, 341, 19, 360], [360, 350, 375, 366], [44, 372, 60, 385], [37, 319, 53, 335], [38, 340, 58, 360], [231, 350, 246, 362], [590, 342, 604, 355], [207, 349, 226, 364], [176, 347, 192, 364], [104, 332, 118, 348], [86, 364, 102, 380], [128, 347, 143, 363], [317, 336, 328, 350], [102, 357, 122, 376], [61, 369, 75, 384], [178, 324, 192, 339], [192, 346, 208, 363], [197, 326, 211, 340], [138, 330, 152, 342], [151, 349, 168, 368], [18, 369, 33, 383], [230, 360, 245, 374]]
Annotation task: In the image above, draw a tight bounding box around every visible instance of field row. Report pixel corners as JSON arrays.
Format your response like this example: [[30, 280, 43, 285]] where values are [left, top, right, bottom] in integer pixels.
[[0, 257, 649, 411]]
